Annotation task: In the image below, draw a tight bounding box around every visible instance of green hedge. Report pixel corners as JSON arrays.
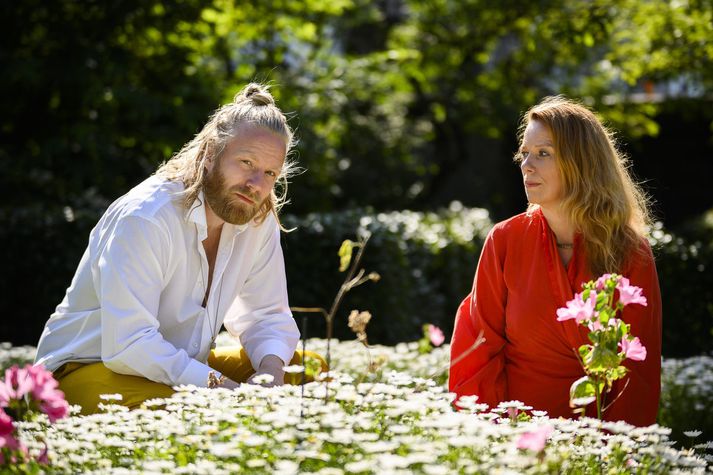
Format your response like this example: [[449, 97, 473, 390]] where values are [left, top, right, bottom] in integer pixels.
[[647, 219, 713, 357], [281, 203, 492, 344], [3, 203, 712, 356], [282, 207, 713, 355]]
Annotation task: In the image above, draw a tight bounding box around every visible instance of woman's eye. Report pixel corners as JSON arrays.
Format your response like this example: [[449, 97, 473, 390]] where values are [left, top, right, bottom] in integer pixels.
[[539, 150, 550, 157]]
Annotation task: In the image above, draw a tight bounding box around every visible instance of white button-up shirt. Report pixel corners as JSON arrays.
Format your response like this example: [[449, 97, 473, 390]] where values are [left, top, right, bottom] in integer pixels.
[[35, 176, 299, 387]]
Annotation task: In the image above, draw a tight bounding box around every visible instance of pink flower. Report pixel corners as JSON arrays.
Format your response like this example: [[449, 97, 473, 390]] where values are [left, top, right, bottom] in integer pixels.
[[0, 411, 21, 453], [27, 365, 69, 423], [587, 320, 604, 332], [40, 395, 69, 423], [0, 380, 10, 407], [556, 291, 597, 324], [428, 325, 445, 347], [620, 336, 647, 361], [595, 273, 614, 291], [0, 365, 68, 423], [516, 424, 553, 452], [616, 277, 647, 307], [0, 410, 13, 437], [26, 365, 59, 402], [37, 443, 49, 465], [2, 366, 34, 401]]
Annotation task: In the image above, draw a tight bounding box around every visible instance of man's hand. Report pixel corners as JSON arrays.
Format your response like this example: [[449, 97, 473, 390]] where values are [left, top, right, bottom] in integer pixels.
[[247, 355, 285, 387], [220, 378, 240, 390]]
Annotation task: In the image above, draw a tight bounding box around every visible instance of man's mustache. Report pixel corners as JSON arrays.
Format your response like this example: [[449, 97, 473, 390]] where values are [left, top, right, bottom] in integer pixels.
[[229, 185, 259, 203]]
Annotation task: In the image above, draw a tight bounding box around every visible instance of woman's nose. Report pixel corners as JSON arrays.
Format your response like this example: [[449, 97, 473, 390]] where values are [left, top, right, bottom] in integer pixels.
[[521, 156, 535, 173]]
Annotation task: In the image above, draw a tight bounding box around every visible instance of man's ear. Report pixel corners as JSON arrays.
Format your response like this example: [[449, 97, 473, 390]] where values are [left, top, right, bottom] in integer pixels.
[[202, 142, 216, 172]]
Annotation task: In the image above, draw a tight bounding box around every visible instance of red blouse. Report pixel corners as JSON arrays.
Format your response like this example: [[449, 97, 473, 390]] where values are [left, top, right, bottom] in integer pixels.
[[449, 209, 662, 426]]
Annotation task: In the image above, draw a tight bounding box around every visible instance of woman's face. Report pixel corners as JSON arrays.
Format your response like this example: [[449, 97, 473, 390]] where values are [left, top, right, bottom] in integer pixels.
[[519, 120, 563, 211]]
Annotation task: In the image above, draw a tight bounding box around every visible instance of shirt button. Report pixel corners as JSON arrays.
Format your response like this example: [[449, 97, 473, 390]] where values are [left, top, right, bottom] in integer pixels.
[[193, 343, 198, 348]]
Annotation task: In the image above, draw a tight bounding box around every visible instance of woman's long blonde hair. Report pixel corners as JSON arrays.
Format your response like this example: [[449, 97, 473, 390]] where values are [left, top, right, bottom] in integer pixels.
[[155, 83, 297, 228], [520, 96, 652, 275]]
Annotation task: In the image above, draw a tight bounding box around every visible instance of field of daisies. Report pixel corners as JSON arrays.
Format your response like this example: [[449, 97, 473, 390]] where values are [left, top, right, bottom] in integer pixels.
[[2, 333, 712, 474]]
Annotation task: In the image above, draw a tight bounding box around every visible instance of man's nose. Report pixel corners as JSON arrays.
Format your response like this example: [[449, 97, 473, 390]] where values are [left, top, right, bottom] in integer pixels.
[[246, 170, 268, 194]]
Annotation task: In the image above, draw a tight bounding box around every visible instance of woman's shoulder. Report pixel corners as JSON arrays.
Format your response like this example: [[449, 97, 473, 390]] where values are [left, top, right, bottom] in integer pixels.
[[624, 234, 657, 271], [490, 210, 542, 237]]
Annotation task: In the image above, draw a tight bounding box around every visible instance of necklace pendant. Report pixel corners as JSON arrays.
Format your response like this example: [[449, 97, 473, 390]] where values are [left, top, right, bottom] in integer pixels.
[[210, 339, 217, 350]]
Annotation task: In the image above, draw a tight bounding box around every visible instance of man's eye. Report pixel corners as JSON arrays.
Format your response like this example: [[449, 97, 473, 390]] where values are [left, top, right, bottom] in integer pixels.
[[242, 160, 252, 167], [266, 171, 277, 178]]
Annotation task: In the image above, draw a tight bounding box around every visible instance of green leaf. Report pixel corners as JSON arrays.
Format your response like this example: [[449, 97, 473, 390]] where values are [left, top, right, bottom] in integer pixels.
[[585, 345, 620, 373], [607, 365, 629, 385], [338, 239, 354, 272], [569, 375, 596, 407]]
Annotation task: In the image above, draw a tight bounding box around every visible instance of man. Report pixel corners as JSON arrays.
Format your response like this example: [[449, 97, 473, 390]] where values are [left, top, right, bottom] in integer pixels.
[[35, 83, 318, 414]]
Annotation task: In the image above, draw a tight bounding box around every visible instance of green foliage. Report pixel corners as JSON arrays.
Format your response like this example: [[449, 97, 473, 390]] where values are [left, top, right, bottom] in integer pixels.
[[3, 0, 711, 217], [282, 204, 493, 344], [282, 206, 713, 354], [658, 355, 713, 447], [1, 1, 711, 351], [648, 220, 713, 357]]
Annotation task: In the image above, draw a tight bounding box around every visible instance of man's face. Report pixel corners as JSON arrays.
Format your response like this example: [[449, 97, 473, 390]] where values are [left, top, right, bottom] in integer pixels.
[[203, 124, 287, 225]]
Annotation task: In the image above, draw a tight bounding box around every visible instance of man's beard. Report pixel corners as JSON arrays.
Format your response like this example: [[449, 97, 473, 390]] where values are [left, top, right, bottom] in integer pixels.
[[203, 167, 262, 225]]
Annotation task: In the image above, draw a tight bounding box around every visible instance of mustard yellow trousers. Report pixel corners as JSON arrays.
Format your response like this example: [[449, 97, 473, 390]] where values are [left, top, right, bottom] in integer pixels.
[[54, 347, 327, 415]]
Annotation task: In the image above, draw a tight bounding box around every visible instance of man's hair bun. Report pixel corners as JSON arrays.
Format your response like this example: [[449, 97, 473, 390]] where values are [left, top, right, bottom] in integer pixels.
[[235, 83, 275, 106]]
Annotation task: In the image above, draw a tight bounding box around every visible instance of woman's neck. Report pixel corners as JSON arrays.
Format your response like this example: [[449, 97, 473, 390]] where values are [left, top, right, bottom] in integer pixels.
[[541, 206, 575, 246]]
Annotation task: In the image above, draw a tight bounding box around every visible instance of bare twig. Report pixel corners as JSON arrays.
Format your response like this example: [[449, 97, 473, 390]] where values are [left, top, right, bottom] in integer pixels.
[[413, 330, 485, 393], [291, 232, 375, 404], [601, 377, 631, 414]]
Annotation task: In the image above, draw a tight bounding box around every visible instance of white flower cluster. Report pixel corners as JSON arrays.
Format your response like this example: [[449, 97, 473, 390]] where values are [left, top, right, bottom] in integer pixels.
[[3, 336, 711, 473]]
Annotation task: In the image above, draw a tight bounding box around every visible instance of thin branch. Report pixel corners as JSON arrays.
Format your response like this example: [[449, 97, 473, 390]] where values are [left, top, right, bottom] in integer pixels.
[[601, 377, 631, 414], [449, 330, 486, 370], [414, 330, 486, 394], [290, 307, 329, 319]]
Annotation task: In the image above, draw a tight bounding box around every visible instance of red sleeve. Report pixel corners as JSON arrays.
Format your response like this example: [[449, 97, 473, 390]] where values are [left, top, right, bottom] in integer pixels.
[[449, 229, 508, 408], [604, 242, 662, 426]]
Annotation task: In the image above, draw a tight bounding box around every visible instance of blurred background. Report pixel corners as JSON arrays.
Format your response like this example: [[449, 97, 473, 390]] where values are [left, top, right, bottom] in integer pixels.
[[1, 0, 711, 357]]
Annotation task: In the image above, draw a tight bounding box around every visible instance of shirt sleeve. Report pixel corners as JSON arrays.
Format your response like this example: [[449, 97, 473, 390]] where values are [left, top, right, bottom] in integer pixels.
[[604, 242, 662, 426], [449, 228, 508, 408], [223, 222, 299, 369], [97, 216, 217, 387]]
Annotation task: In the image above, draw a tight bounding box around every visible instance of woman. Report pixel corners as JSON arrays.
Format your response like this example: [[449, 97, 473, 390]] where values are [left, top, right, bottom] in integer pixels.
[[449, 96, 662, 426]]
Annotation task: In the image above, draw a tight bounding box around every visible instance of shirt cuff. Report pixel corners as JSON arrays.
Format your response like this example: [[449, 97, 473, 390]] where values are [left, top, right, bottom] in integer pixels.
[[248, 340, 294, 370], [176, 358, 220, 387]]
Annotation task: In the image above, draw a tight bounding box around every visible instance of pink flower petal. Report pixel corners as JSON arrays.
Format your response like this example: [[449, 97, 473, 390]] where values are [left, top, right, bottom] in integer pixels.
[[620, 336, 647, 361], [616, 278, 648, 307], [556, 292, 597, 324], [516, 424, 553, 452], [428, 325, 445, 347], [0, 410, 13, 436]]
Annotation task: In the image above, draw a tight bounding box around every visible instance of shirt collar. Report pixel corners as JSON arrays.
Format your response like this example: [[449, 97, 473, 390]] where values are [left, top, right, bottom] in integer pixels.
[[185, 191, 249, 240]]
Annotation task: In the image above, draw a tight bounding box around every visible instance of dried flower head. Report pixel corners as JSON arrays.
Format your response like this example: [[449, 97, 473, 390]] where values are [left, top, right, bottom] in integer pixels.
[[348, 310, 372, 345]]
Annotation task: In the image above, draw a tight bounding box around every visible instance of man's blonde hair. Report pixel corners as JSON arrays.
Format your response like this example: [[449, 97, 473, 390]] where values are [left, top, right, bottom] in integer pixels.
[[155, 83, 296, 227]]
